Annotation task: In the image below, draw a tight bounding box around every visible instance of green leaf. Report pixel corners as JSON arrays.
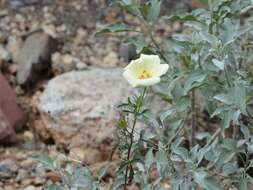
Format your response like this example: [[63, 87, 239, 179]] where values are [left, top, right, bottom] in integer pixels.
[[118, 0, 140, 14], [212, 59, 225, 70], [110, 175, 125, 190], [195, 132, 211, 140], [97, 164, 111, 180], [211, 105, 231, 117], [32, 155, 56, 170], [198, 31, 219, 45], [126, 35, 148, 53], [159, 108, 176, 124], [71, 166, 97, 189], [214, 85, 246, 114], [239, 177, 248, 190], [203, 176, 224, 190], [183, 71, 207, 95], [141, 0, 161, 23], [156, 149, 169, 177], [96, 23, 134, 35], [221, 139, 237, 150], [145, 149, 154, 169], [194, 171, 224, 190], [166, 37, 192, 53], [200, 0, 208, 3], [172, 146, 188, 161], [216, 150, 235, 169], [118, 117, 127, 129], [47, 184, 62, 190], [165, 13, 200, 22]]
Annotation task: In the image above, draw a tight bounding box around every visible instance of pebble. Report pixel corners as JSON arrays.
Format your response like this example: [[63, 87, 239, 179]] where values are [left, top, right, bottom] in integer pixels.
[[0, 45, 10, 61], [24, 185, 36, 190], [69, 147, 102, 165], [16, 169, 29, 182], [75, 60, 87, 70], [103, 52, 118, 67]]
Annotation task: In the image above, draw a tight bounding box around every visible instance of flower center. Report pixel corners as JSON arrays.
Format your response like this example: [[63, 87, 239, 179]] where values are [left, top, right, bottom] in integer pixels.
[[139, 70, 152, 80]]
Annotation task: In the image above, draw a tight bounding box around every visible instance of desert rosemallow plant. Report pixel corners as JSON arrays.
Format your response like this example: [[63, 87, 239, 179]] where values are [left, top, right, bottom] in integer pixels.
[[33, 0, 253, 189], [123, 54, 169, 87], [121, 54, 168, 189]]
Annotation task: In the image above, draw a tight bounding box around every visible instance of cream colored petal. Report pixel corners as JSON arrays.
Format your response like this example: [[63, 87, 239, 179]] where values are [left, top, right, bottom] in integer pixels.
[[124, 58, 141, 71], [123, 70, 139, 87], [136, 77, 161, 86], [140, 54, 160, 65], [157, 64, 169, 76]]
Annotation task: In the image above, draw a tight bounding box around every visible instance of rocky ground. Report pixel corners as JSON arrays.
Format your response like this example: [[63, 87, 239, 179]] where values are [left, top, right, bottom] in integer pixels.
[[0, 0, 202, 189]]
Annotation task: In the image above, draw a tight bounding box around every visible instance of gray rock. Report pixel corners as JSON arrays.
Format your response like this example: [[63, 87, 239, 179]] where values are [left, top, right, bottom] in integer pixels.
[[37, 67, 134, 149], [0, 45, 10, 62], [17, 31, 57, 86], [0, 159, 18, 179], [8, 0, 43, 9], [119, 43, 137, 62]]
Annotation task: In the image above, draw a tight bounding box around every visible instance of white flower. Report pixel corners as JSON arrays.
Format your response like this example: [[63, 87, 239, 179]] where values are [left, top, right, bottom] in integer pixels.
[[123, 54, 169, 87]]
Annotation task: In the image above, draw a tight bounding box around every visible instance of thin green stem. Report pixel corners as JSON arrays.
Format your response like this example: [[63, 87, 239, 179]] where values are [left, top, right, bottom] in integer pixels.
[[135, 13, 170, 64], [191, 89, 197, 147], [224, 66, 232, 87], [124, 87, 147, 190], [165, 117, 187, 150]]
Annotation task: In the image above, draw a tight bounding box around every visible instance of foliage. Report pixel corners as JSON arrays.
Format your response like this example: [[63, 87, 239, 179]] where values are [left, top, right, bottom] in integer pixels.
[[35, 0, 253, 189], [32, 154, 111, 190]]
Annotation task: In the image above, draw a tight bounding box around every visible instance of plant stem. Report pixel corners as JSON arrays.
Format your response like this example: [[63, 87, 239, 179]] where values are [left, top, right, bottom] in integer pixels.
[[165, 117, 187, 150], [136, 14, 170, 64], [124, 115, 137, 190], [124, 87, 147, 190], [191, 89, 197, 147], [232, 124, 237, 139], [206, 128, 221, 146]]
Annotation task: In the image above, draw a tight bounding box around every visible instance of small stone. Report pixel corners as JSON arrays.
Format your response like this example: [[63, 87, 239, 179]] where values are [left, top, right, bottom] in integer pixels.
[[8, 64, 18, 75], [16, 169, 29, 182], [0, 45, 10, 62], [0, 159, 18, 178], [0, 9, 8, 17], [62, 54, 74, 65], [56, 24, 67, 32], [23, 130, 34, 141], [69, 147, 102, 165], [76, 60, 87, 70], [172, 22, 182, 32], [2, 185, 15, 190], [42, 24, 57, 38], [46, 171, 61, 183], [15, 86, 25, 95], [24, 185, 36, 190], [103, 52, 119, 67], [52, 53, 76, 74]]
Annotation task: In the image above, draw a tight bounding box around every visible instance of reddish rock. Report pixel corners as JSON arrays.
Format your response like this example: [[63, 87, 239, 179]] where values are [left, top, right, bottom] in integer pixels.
[[0, 109, 16, 144], [0, 74, 26, 138], [191, 0, 208, 8]]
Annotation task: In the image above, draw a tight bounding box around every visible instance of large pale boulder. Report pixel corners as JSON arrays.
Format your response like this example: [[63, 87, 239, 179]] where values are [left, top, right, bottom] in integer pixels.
[[38, 67, 135, 150]]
